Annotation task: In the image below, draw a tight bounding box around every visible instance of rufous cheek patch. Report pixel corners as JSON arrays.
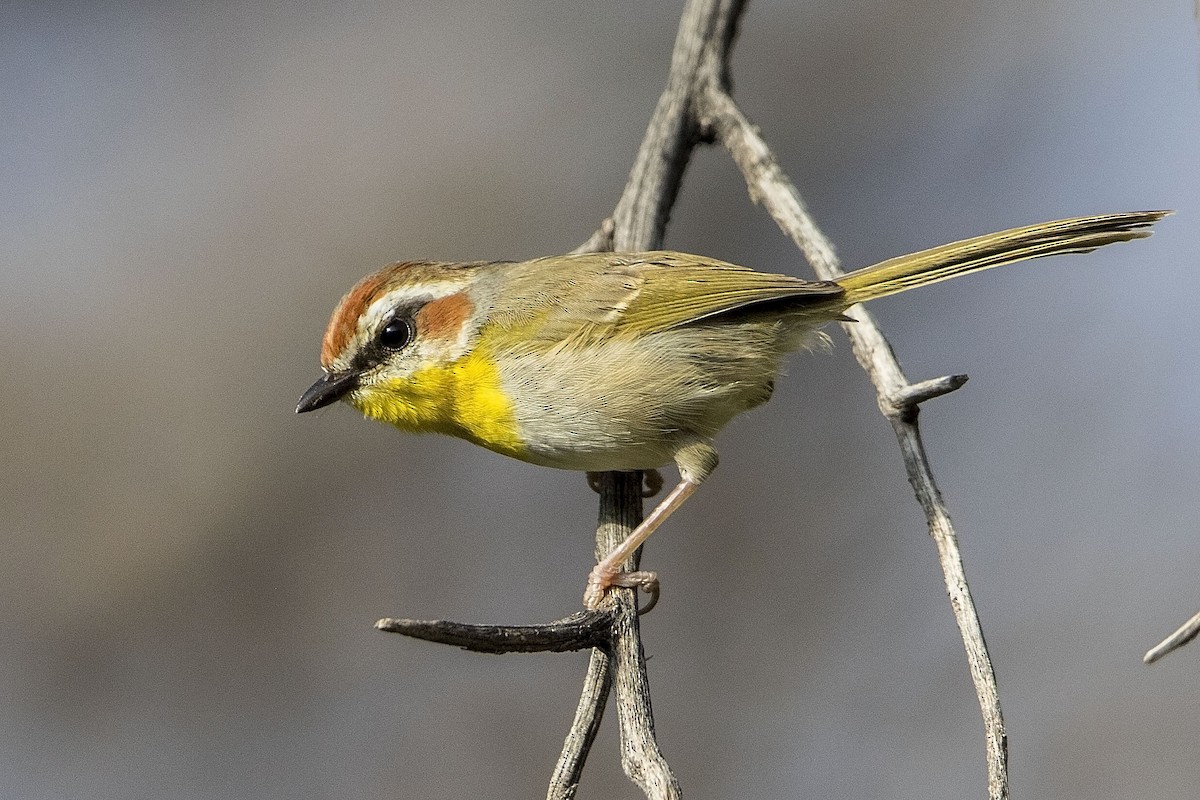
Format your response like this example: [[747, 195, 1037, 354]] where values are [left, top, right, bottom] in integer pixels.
[[417, 292, 474, 343]]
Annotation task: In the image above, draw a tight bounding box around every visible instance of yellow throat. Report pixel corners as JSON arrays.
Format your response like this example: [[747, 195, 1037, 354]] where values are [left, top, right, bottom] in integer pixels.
[[349, 347, 526, 458]]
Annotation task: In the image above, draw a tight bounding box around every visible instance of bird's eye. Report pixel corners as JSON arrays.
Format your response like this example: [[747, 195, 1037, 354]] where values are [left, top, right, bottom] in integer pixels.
[[378, 316, 414, 350]]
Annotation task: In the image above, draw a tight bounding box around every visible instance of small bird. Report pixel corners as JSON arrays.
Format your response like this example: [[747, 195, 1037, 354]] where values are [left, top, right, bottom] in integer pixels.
[[298, 211, 1166, 609]]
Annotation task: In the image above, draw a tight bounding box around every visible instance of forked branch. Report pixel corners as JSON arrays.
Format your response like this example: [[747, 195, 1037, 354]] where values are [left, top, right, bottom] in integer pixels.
[[580, 0, 1007, 795], [382, 1, 1010, 798]]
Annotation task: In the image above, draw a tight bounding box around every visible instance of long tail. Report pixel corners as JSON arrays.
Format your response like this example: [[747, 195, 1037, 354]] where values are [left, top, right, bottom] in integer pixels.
[[834, 211, 1169, 305]]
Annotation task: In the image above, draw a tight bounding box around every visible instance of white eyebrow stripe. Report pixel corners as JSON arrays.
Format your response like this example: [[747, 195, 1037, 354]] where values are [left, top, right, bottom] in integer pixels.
[[359, 282, 462, 336]]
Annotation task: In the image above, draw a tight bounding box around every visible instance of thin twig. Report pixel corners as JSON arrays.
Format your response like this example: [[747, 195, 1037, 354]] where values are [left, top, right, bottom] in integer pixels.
[[1144, 609, 1200, 663], [889, 374, 971, 417], [374, 612, 613, 654], [547, 649, 612, 800], [695, 48, 1009, 800], [572, 218, 615, 256]]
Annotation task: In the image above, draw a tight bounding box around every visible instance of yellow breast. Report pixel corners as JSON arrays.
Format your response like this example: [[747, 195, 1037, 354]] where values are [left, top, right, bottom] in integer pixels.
[[350, 348, 527, 459]]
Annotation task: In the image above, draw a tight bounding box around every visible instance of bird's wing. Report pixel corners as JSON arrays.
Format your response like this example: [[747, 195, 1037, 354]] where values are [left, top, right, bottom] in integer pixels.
[[618, 252, 844, 332], [490, 251, 843, 345]]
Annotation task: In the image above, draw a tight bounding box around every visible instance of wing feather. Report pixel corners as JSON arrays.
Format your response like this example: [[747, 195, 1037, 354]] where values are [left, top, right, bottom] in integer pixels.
[[490, 251, 842, 345]]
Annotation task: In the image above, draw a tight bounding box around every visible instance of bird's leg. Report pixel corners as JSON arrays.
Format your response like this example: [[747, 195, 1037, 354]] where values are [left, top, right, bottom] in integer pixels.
[[583, 478, 698, 610], [584, 441, 717, 611]]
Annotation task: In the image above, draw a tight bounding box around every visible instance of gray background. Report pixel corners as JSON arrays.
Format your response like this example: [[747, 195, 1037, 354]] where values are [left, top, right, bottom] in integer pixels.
[[3, 1, 1198, 798]]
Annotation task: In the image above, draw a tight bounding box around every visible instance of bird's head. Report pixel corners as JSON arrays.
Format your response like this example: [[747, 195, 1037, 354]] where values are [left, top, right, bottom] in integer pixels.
[[296, 262, 488, 430]]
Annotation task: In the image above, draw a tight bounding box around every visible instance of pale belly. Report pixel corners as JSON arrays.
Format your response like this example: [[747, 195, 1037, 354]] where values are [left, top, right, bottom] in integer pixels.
[[493, 328, 787, 472]]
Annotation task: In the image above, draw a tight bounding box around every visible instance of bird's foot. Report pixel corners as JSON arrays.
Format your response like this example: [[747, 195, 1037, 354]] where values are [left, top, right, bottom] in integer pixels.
[[583, 564, 661, 615]]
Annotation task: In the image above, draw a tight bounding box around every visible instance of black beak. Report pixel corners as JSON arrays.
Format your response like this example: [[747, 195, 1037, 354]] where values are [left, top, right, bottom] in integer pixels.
[[296, 371, 360, 413]]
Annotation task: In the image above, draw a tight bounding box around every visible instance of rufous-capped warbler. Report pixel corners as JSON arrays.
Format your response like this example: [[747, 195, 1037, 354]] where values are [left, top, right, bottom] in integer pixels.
[[298, 211, 1166, 609]]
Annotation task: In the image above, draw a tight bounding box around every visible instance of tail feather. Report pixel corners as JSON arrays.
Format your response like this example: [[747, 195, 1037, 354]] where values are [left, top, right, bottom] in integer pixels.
[[835, 211, 1169, 305]]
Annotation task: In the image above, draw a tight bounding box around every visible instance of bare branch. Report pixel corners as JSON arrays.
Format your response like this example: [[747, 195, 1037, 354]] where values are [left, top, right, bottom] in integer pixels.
[[695, 55, 1010, 800], [583, 0, 746, 253], [375, 612, 613, 654], [889, 374, 971, 418], [1144, 609, 1200, 664], [611, 607, 679, 799], [570, 0, 1010, 795], [547, 649, 612, 800]]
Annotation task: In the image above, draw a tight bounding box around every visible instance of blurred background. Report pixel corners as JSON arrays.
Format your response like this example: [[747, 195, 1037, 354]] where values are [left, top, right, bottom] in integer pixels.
[[2, 1, 1197, 798]]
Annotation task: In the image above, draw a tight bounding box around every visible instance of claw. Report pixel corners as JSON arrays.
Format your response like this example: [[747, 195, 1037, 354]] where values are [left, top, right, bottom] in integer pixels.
[[633, 574, 660, 615]]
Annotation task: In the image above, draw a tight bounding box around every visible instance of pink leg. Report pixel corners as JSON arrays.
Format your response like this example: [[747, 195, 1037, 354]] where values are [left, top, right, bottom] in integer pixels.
[[583, 479, 698, 610]]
